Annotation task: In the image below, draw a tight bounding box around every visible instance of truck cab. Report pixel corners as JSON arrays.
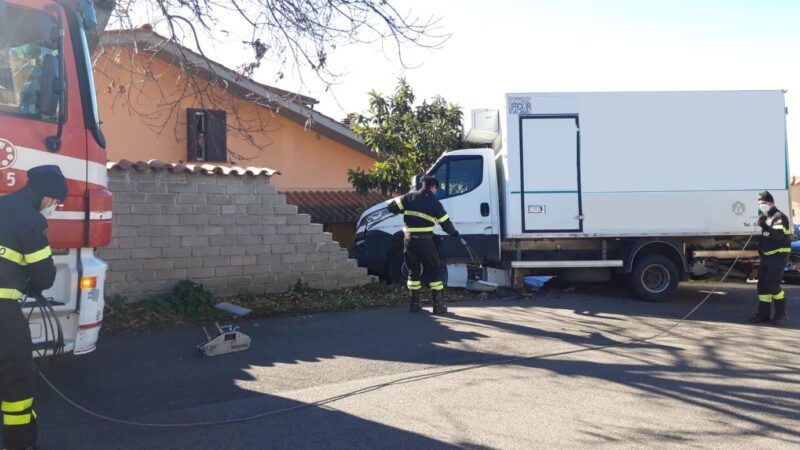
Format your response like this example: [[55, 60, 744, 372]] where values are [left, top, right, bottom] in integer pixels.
[[353, 148, 501, 283], [0, 0, 113, 355]]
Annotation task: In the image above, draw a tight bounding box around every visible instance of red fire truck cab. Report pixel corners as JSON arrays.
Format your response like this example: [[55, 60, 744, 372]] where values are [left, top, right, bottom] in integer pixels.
[[0, 0, 113, 355]]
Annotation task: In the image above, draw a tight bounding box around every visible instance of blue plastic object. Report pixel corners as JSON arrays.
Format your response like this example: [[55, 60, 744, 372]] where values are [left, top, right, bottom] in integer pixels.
[[524, 275, 555, 291]]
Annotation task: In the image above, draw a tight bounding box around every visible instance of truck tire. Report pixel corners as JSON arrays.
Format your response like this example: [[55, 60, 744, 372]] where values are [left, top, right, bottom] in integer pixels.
[[630, 254, 679, 302]]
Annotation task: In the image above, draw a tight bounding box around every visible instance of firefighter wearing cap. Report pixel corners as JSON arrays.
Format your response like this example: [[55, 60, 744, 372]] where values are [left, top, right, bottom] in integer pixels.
[[387, 176, 459, 314], [750, 191, 791, 325], [0, 165, 66, 450]]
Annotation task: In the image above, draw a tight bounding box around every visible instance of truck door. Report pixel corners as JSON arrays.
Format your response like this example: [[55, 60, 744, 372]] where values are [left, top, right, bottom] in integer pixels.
[[520, 115, 582, 232], [429, 152, 499, 261]]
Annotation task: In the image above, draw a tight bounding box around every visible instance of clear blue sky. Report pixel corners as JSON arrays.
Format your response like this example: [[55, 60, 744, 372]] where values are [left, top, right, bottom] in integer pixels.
[[278, 0, 800, 174]]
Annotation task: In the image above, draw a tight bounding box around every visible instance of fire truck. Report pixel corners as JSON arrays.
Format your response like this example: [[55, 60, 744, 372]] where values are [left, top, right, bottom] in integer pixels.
[[0, 0, 114, 355]]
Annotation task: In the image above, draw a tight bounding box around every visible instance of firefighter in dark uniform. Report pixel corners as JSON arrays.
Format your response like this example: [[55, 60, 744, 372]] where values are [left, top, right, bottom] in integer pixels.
[[749, 191, 791, 325], [0, 165, 66, 450], [387, 176, 459, 315]]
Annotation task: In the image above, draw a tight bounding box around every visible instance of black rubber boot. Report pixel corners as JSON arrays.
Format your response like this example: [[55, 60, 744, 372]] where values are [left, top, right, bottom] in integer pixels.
[[772, 299, 788, 326], [432, 290, 447, 315], [748, 301, 772, 323], [409, 291, 422, 313]]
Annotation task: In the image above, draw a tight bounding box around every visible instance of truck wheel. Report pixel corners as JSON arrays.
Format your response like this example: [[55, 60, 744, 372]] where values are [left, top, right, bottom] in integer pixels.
[[386, 249, 404, 285], [630, 254, 679, 301]]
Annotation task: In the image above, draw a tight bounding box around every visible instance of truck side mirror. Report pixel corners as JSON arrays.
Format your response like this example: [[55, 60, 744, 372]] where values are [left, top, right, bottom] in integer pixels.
[[38, 53, 61, 118]]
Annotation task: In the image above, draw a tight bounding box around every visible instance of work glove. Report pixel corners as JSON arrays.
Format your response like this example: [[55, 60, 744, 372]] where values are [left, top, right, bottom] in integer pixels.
[[758, 214, 768, 229]]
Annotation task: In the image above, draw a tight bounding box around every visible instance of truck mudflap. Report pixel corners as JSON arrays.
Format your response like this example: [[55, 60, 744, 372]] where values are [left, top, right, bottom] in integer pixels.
[[73, 250, 106, 355]]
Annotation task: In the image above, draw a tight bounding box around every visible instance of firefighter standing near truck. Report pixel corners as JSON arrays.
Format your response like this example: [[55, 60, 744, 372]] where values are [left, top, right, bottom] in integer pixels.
[[388, 176, 460, 315], [0, 165, 67, 450], [749, 191, 791, 325]]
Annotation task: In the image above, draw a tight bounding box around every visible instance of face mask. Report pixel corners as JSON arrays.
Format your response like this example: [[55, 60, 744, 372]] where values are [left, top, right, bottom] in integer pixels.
[[758, 204, 771, 214], [41, 204, 57, 218]]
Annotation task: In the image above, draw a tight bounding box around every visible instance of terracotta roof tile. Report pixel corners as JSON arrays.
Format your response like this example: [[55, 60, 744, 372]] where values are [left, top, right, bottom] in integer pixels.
[[107, 159, 280, 177], [282, 190, 392, 224]]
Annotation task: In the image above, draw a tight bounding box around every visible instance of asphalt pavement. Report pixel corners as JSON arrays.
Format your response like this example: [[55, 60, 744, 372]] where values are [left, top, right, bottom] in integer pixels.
[[26, 282, 800, 449]]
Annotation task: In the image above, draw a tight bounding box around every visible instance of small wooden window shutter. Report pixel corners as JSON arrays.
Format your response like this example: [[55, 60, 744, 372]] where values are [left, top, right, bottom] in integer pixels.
[[205, 110, 227, 162]]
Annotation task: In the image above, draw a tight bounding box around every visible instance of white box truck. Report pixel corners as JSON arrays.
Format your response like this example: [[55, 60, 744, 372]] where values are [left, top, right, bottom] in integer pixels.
[[353, 90, 791, 300]]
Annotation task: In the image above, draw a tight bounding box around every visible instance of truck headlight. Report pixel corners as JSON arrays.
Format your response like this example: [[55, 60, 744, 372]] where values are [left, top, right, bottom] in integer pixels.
[[359, 207, 393, 229]]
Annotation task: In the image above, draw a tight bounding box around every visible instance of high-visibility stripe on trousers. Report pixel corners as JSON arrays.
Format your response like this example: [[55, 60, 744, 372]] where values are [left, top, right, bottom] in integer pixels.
[[0, 302, 38, 449]]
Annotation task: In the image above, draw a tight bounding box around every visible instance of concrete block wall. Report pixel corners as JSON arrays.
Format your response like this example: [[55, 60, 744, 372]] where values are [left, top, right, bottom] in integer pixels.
[[99, 166, 371, 300]]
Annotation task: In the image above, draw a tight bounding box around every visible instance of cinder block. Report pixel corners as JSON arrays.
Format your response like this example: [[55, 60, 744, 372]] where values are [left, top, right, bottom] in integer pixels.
[[215, 266, 242, 277], [115, 237, 149, 249], [149, 237, 180, 248], [208, 216, 237, 226], [98, 248, 131, 260], [192, 205, 221, 215], [177, 193, 207, 204], [287, 214, 311, 225], [234, 195, 259, 205], [173, 258, 203, 269], [126, 270, 156, 282], [247, 206, 274, 215], [167, 183, 198, 194], [256, 255, 282, 265], [109, 259, 143, 271], [275, 205, 298, 215], [149, 215, 180, 226], [242, 265, 265, 276], [187, 268, 215, 278], [336, 260, 357, 270], [180, 215, 210, 226], [245, 246, 268, 255], [146, 258, 174, 270], [169, 226, 197, 236], [328, 252, 348, 262], [250, 225, 277, 235], [226, 184, 255, 194], [277, 225, 300, 235], [305, 252, 329, 263], [231, 255, 257, 266], [311, 233, 334, 243], [147, 193, 178, 204], [118, 215, 148, 226], [163, 247, 192, 258], [255, 185, 277, 195], [131, 204, 161, 215], [161, 205, 192, 215], [207, 194, 235, 205], [203, 256, 231, 268], [282, 254, 306, 264], [236, 235, 262, 246], [270, 244, 296, 255], [223, 226, 252, 236], [116, 192, 147, 204], [198, 184, 227, 194], [192, 247, 220, 257], [157, 269, 188, 280], [138, 227, 168, 237], [198, 226, 224, 236], [301, 224, 325, 235], [181, 236, 209, 247], [222, 246, 248, 256], [262, 234, 289, 245], [235, 215, 262, 226], [210, 236, 237, 246], [132, 248, 162, 259], [288, 235, 311, 244]]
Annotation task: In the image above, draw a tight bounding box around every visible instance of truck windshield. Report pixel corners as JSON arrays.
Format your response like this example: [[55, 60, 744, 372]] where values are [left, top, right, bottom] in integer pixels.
[[0, 4, 62, 122], [77, 24, 101, 130]]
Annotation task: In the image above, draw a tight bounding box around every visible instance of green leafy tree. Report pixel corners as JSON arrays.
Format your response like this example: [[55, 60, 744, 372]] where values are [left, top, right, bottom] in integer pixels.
[[348, 78, 463, 195]]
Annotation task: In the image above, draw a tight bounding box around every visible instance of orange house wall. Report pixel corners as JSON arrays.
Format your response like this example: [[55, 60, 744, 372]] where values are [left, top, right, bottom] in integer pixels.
[[93, 48, 376, 191]]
